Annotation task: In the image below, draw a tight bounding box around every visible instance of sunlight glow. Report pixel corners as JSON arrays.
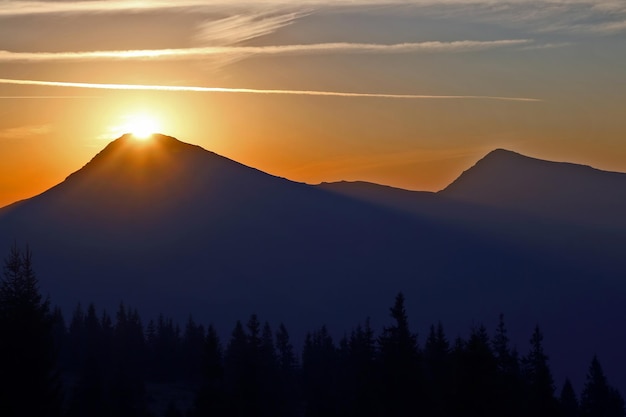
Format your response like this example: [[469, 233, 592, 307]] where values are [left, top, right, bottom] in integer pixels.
[[114, 113, 161, 140]]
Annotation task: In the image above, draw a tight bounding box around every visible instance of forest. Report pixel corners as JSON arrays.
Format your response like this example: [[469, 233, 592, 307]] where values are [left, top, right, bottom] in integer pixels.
[[0, 244, 623, 417]]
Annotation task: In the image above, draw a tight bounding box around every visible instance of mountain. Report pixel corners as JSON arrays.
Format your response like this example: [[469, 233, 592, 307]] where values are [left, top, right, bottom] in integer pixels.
[[1, 134, 625, 391], [441, 149, 626, 231]]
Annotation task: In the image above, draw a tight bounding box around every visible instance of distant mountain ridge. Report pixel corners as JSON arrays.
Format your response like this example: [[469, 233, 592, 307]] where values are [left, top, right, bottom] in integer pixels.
[[1, 134, 625, 393], [441, 148, 626, 230]]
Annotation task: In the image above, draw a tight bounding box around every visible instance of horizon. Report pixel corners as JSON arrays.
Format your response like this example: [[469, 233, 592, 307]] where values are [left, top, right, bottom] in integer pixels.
[[2, 130, 625, 209], [1, 0, 626, 207]]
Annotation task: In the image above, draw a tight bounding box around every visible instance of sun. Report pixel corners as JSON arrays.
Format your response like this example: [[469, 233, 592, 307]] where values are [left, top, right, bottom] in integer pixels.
[[120, 114, 161, 140]]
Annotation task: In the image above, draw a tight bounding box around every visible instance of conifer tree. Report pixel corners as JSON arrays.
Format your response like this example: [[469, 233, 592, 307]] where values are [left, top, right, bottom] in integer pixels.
[[492, 314, 522, 417], [457, 324, 498, 417], [492, 314, 518, 375], [275, 323, 299, 417], [423, 322, 450, 417], [110, 303, 147, 417], [68, 303, 86, 371], [182, 315, 205, 383], [193, 324, 225, 417], [560, 378, 579, 417], [50, 306, 68, 371], [259, 321, 280, 416], [67, 303, 109, 417], [522, 325, 558, 417], [302, 326, 340, 417], [0, 244, 62, 417], [276, 323, 297, 372], [349, 318, 380, 417], [580, 356, 625, 417], [153, 314, 181, 382], [378, 292, 419, 417], [224, 318, 256, 416]]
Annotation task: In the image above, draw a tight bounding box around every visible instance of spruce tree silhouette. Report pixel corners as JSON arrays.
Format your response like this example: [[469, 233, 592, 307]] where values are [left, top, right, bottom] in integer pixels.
[[580, 356, 625, 417], [67, 303, 109, 417], [111, 303, 148, 417], [275, 323, 299, 417], [423, 322, 450, 417], [378, 292, 419, 417], [259, 321, 280, 416], [224, 317, 261, 416], [302, 325, 340, 417], [68, 303, 86, 372], [522, 325, 558, 417], [182, 315, 206, 383], [559, 378, 579, 417], [492, 314, 522, 417], [192, 324, 225, 417], [0, 244, 62, 417], [50, 307, 68, 373], [456, 325, 498, 417], [152, 314, 181, 382], [348, 318, 381, 417]]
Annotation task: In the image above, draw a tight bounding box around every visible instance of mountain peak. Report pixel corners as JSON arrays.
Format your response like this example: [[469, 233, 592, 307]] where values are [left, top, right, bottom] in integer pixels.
[[442, 148, 602, 198], [474, 148, 549, 169], [483, 148, 523, 159], [63, 133, 208, 184], [37, 132, 291, 219], [89, 133, 201, 161], [441, 148, 626, 228]]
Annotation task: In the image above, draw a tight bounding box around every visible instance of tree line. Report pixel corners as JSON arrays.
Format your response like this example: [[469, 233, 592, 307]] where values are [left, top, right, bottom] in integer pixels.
[[0, 244, 624, 417]]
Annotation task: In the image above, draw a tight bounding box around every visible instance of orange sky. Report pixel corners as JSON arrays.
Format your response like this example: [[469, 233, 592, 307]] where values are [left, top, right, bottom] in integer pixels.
[[1, 0, 626, 208]]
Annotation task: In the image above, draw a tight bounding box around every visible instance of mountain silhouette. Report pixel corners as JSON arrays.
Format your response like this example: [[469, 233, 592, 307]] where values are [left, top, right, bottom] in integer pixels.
[[441, 149, 626, 231], [1, 135, 625, 392]]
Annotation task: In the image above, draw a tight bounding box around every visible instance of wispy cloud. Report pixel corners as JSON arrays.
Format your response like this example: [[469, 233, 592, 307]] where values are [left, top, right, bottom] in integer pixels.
[[0, 78, 542, 102], [1, 1, 622, 17], [0, 1, 618, 19], [192, 10, 309, 67], [195, 12, 308, 45], [2, 1, 624, 43], [0, 124, 52, 139], [0, 39, 532, 63], [520, 42, 572, 50], [573, 19, 626, 33]]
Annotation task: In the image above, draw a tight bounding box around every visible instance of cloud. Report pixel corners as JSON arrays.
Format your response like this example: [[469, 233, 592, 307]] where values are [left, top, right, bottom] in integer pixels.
[[520, 42, 572, 50], [2, 1, 624, 39], [0, 1, 621, 17], [0, 39, 532, 63], [0, 124, 52, 139], [191, 10, 310, 67], [578, 19, 626, 33], [0, 78, 542, 102], [195, 12, 308, 45]]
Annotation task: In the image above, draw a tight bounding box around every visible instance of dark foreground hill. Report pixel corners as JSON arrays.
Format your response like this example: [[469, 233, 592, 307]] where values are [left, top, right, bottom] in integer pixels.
[[1, 134, 625, 391]]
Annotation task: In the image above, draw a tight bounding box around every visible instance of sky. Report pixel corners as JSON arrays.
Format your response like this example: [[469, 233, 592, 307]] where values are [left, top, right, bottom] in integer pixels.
[[1, 0, 625, 207]]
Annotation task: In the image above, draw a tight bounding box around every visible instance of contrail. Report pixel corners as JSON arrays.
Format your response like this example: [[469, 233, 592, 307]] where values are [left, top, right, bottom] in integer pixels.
[[0, 96, 101, 99], [0, 40, 531, 62], [0, 78, 542, 102]]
